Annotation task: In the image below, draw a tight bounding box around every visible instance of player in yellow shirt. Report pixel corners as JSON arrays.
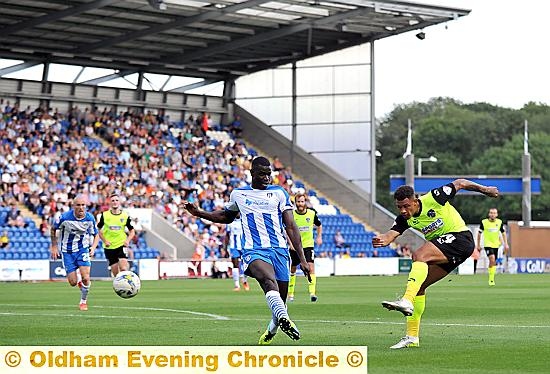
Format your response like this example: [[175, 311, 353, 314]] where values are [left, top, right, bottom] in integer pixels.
[[373, 179, 498, 349], [98, 193, 136, 277], [475, 208, 509, 286], [288, 193, 322, 302]]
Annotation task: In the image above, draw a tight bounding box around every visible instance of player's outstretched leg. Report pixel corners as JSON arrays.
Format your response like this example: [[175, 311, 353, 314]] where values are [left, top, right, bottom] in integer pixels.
[[382, 298, 413, 316]]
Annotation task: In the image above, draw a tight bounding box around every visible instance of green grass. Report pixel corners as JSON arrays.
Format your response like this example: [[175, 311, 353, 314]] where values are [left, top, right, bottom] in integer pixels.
[[1, 274, 549, 373]]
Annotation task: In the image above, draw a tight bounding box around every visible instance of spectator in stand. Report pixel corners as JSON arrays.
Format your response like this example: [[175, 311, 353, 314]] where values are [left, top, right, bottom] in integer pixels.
[[334, 229, 350, 249], [229, 115, 242, 138], [1, 230, 9, 249], [7, 202, 25, 228], [39, 216, 50, 236], [272, 156, 285, 172]]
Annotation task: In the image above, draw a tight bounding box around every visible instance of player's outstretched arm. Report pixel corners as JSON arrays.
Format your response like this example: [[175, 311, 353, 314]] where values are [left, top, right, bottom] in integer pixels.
[[452, 179, 499, 197], [372, 230, 400, 247], [182, 201, 237, 224]]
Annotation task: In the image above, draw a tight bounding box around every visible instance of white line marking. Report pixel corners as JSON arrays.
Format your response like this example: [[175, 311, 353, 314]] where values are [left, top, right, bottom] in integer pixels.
[[0, 303, 229, 320], [1, 304, 549, 329]]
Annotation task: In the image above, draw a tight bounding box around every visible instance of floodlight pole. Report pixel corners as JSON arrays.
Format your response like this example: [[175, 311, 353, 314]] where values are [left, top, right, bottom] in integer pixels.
[[404, 119, 415, 188], [370, 40, 376, 219], [522, 119, 531, 227], [290, 62, 297, 170]]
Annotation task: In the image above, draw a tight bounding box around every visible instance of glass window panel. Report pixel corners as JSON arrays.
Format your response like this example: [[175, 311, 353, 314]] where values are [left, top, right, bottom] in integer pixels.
[[236, 70, 273, 98], [272, 125, 292, 139], [297, 96, 333, 124], [237, 97, 291, 125], [334, 94, 370, 122], [273, 68, 292, 96], [315, 152, 371, 180], [297, 124, 333, 151], [297, 66, 333, 95], [333, 122, 371, 150], [334, 65, 370, 94]]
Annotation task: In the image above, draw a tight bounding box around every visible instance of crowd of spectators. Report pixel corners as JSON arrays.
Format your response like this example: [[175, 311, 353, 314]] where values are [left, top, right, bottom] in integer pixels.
[[1, 98, 395, 260], [0, 98, 298, 259]]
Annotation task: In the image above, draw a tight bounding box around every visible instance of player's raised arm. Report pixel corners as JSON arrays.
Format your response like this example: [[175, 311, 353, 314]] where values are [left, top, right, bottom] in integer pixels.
[[452, 178, 499, 197]]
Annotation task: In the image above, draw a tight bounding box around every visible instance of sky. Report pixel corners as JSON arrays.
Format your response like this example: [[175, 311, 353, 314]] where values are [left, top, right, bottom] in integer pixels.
[[374, 0, 550, 117], [1, 0, 549, 118]]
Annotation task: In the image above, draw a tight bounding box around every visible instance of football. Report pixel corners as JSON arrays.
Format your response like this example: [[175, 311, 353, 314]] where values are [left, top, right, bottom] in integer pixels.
[[113, 271, 141, 299]]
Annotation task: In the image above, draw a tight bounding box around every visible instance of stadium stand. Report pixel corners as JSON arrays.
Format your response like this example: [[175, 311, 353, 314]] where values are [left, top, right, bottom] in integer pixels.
[[0, 100, 394, 259]]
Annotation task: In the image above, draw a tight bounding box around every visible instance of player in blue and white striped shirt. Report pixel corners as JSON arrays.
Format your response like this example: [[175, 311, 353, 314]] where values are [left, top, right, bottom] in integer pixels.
[[50, 195, 99, 311], [184, 156, 310, 344]]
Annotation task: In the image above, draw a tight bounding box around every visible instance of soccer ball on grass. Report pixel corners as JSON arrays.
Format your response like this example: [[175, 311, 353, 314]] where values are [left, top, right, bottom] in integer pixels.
[[113, 271, 141, 299]]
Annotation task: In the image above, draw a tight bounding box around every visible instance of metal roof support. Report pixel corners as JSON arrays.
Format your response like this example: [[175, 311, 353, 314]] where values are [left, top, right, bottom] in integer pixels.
[[80, 70, 133, 85], [159, 76, 172, 91], [0, 0, 118, 37], [74, 0, 273, 54], [0, 61, 41, 77], [168, 79, 219, 93], [72, 66, 86, 84]]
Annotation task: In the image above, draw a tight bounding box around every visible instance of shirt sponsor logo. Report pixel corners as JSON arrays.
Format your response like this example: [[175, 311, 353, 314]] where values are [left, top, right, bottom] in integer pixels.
[[245, 199, 269, 207], [421, 218, 444, 235]]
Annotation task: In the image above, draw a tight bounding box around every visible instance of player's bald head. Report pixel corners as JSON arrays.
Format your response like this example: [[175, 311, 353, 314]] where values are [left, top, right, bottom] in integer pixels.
[[73, 194, 88, 206]]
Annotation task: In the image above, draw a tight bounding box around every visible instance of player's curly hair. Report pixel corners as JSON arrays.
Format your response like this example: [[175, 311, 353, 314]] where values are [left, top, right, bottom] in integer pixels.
[[394, 185, 416, 201]]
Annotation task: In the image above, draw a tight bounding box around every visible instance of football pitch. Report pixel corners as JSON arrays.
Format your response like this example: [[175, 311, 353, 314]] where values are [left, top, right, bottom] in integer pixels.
[[1, 274, 548, 373]]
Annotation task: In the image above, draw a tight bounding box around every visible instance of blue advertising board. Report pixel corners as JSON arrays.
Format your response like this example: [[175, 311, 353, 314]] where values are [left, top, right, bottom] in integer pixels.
[[507, 258, 548, 274], [50, 260, 137, 279], [390, 175, 541, 195]]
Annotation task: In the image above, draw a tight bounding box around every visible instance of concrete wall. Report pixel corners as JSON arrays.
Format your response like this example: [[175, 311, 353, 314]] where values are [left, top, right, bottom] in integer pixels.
[[509, 221, 550, 257]]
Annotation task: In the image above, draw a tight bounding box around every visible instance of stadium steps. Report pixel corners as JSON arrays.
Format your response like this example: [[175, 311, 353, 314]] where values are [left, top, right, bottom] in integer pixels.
[[17, 203, 41, 227]]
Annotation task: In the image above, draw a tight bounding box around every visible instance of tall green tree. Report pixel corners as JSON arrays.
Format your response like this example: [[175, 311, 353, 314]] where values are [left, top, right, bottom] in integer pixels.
[[376, 98, 549, 222]]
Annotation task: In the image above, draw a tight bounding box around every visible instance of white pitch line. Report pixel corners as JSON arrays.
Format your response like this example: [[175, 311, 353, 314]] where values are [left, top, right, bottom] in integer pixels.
[[0, 312, 224, 321], [0, 303, 229, 320], [1, 305, 550, 329]]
